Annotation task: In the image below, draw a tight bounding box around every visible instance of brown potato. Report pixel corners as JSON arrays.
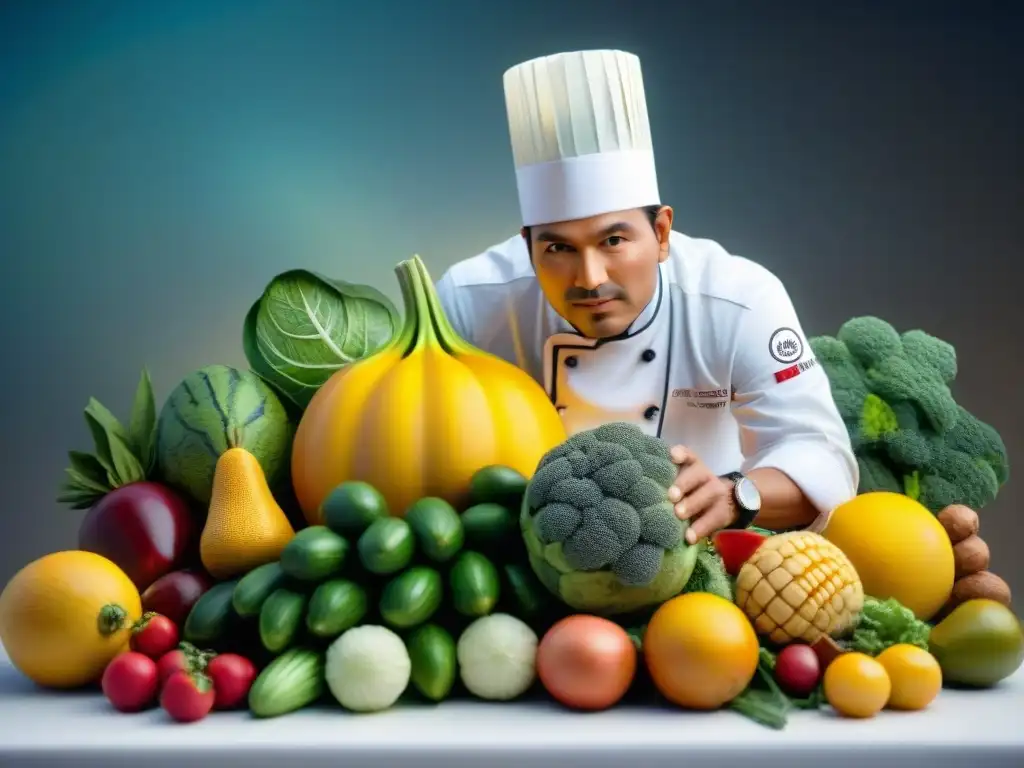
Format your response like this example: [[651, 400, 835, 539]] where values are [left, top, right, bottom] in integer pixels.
[[948, 570, 1012, 610], [953, 535, 991, 579], [937, 504, 980, 544]]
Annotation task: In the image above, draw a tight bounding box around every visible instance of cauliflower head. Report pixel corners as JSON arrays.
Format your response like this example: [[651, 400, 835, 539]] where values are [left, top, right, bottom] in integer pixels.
[[520, 422, 699, 616]]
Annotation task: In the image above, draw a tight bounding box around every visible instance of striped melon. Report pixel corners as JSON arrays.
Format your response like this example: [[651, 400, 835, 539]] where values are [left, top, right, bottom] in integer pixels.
[[156, 365, 294, 505]]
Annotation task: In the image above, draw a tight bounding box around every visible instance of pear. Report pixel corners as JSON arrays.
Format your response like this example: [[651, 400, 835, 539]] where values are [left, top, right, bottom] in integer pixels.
[[200, 447, 296, 579], [928, 598, 1024, 688]]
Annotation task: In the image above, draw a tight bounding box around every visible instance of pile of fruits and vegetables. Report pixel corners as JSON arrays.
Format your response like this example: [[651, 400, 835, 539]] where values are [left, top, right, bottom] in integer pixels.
[[0, 253, 1021, 730]]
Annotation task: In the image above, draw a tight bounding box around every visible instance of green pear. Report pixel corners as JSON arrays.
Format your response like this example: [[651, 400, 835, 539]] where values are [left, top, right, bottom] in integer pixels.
[[928, 599, 1024, 687]]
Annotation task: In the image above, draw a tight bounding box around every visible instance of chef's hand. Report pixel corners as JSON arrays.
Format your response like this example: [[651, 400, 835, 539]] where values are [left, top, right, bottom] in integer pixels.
[[666, 446, 737, 544]]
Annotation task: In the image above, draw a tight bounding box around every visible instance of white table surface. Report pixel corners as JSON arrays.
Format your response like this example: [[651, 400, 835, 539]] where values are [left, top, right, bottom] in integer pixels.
[[0, 644, 1022, 768]]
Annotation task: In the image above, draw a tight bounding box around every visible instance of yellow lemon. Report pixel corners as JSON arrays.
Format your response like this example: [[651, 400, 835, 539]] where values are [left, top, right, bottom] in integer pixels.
[[823, 492, 954, 620], [876, 643, 942, 710]]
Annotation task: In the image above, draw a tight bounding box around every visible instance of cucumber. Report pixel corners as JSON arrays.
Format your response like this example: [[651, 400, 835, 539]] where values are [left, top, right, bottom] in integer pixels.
[[503, 562, 550, 619], [280, 526, 349, 582], [306, 579, 368, 639], [259, 587, 309, 653], [232, 562, 289, 617], [357, 517, 415, 574], [183, 579, 238, 645], [321, 481, 388, 537], [379, 566, 443, 629], [406, 623, 457, 702], [469, 464, 528, 508], [248, 647, 325, 718], [405, 497, 464, 563], [461, 503, 517, 552], [449, 551, 500, 617]]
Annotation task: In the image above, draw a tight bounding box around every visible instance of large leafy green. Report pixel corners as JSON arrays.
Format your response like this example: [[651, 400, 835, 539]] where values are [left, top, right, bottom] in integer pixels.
[[243, 269, 400, 409]]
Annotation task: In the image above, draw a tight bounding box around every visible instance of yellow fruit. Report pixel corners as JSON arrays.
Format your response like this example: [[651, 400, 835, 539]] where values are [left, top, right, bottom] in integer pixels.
[[823, 652, 891, 718], [824, 491, 954, 621], [291, 255, 566, 524], [734, 530, 864, 645], [200, 447, 296, 578], [876, 644, 942, 710], [0, 550, 141, 688], [643, 592, 760, 710]]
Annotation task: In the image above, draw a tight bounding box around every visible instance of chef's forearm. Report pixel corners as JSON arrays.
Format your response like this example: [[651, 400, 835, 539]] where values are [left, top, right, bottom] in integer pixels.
[[745, 467, 820, 530]]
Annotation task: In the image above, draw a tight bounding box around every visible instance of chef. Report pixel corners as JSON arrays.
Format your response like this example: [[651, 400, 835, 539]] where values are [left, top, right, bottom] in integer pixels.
[[435, 49, 858, 542]]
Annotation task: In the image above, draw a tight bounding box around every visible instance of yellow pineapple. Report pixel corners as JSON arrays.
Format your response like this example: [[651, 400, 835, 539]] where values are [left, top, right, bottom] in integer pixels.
[[734, 531, 863, 645]]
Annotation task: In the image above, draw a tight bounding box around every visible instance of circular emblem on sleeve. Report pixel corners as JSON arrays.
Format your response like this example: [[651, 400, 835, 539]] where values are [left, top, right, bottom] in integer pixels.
[[769, 327, 804, 364]]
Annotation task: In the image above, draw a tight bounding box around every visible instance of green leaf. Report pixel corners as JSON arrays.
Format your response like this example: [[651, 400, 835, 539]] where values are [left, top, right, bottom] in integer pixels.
[[56, 481, 104, 510], [729, 688, 789, 729], [84, 397, 129, 442], [83, 409, 117, 479], [63, 466, 109, 495], [242, 269, 401, 410], [67, 450, 109, 488], [107, 431, 147, 487], [128, 368, 157, 475]]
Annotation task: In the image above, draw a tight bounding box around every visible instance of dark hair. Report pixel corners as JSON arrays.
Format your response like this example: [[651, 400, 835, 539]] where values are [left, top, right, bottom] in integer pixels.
[[523, 204, 664, 252]]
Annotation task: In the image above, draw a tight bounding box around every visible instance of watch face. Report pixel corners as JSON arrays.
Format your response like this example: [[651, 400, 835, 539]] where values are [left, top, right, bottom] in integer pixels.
[[735, 477, 761, 511]]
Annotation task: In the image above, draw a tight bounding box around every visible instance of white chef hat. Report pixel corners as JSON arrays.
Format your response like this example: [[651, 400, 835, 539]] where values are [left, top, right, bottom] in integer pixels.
[[503, 49, 661, 227]]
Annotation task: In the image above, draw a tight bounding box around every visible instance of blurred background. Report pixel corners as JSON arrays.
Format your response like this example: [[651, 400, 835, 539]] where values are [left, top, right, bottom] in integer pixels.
[[0, 1, 1020, 597]]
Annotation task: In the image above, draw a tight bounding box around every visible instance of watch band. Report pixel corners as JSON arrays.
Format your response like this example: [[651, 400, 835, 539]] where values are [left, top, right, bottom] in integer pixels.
[[721, 471, 760, 530]]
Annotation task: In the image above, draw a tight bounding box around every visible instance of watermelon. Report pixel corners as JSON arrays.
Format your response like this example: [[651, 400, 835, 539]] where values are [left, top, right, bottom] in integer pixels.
[[156, 365, 294, 505]]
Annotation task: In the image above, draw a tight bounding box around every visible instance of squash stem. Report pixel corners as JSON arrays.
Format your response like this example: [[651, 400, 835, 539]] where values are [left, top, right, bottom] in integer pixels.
[[97, 604, 128, 636], [410, 254, 470, 355], [394, 258, 437, 354]]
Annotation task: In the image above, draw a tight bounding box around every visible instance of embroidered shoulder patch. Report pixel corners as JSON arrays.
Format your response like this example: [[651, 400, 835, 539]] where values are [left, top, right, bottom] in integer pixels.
[[768, 327, 804, 364], [774, 357, 818, 383]]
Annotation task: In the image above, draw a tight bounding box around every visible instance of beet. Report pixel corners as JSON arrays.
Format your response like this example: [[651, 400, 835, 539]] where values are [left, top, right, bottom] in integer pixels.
[[141, 569, 213, 627], [78, 481, 196, 591]]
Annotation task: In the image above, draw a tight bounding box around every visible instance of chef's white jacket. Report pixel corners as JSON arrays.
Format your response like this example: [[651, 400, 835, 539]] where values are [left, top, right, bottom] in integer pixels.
[[435, 230, 858, 530]]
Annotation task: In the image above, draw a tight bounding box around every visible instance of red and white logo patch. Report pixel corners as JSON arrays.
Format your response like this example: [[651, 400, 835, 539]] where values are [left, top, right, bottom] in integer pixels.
[[774, 358, 818, 383]]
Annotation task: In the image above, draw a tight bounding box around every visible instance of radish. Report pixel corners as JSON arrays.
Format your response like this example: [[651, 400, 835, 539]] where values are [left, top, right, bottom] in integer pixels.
[[102, 652, 159, 712], [206, 653, 257, 710], [161, 669, 215, 722], [774, 643, 822, 697], [132, 613, 180, 659]]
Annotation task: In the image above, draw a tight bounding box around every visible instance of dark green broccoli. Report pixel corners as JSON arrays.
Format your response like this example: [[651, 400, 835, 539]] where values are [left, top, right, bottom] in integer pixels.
[[810, 316, 1009, 514], [521, 423, 700, 616], [526, 422, 684, 586]]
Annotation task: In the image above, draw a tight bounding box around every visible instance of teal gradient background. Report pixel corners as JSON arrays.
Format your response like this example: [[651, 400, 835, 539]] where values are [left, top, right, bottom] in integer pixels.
[[1, 1, 1021, 597]]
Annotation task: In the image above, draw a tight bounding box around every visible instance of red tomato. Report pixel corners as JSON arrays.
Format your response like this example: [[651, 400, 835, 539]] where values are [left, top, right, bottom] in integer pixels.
[[160, 670, 215, 723], [537, 615, 637, 710], [131, 613, 180, 660], [157, 649, 191, 687], [206, 653, 257, 710], [101, 651, 159, 712]]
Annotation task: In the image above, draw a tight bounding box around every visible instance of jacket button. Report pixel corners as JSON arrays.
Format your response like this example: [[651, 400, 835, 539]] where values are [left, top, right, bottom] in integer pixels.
[[641, 349, 656, 362], [564, 355, 578, 368], [644, 405, 659, 420]]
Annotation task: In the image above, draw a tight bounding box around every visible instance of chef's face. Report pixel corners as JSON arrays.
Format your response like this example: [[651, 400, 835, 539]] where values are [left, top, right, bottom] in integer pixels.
[[524, 205, 673, 338]]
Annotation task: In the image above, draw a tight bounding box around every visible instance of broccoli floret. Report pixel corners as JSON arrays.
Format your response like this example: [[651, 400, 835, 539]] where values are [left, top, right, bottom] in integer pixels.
[[810, 317, 1010, 514], [682, 542, 733, 601], [524, 422, 684, 588]]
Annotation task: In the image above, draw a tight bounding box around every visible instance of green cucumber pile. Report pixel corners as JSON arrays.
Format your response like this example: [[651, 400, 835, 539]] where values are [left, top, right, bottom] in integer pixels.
[[181, 464, 558, 717]]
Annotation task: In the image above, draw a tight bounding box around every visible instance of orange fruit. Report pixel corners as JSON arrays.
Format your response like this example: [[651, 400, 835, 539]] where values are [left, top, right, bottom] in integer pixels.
[[0, 550, 142, 688], [643, 592, 759, 709], [823, 492, 954, 620], [823, 652, 891, 718], [876, 644, 942, 710]]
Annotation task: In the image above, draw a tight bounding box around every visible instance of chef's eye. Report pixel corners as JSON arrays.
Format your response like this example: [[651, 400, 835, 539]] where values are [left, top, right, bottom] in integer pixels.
[[604, 236, 625, 247], [545, 243, 575, 254]]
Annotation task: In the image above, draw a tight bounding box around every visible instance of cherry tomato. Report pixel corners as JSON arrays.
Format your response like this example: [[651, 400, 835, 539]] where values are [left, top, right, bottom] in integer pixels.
[[102, 651, 159, 712], [131, 613, 180, 660], [537, 615, 637, 711], [160, 670, 215, 723], [206, 653, 257, 710]]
